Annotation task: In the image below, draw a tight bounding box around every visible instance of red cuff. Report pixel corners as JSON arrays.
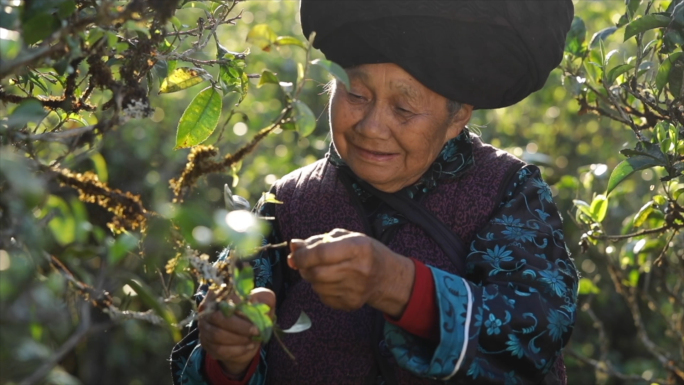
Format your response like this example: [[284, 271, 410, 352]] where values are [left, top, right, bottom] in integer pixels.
[[205, 352, 260, 385], [385, 258, 440, 342]]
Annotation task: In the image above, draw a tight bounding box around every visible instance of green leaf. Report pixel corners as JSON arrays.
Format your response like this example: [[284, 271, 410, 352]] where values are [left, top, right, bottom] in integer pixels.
[[606, 156, 663, 195], [669, 122, 680, 145], [7, 99, 46, 129], [238, 302, 273, 342], [633, 201, 654, 227], [261, 192, 283, 204], [216, 43, 244, 60], [57, 0, 76, 19], [175, 87, 222, 149], [234, 265, 255, 299], [665, 30, 684, 46], [219, 62, 248, 99], [108, 232, 139, 264], [590, 194, 609, 223], [159, 67, 210, 94], [257, 70, 279, 88], [219, 301, 235, 318], [660, 58, 683, 93], [627, 269, 640, 287], [573, 200, 595, 220], [668, 57, 684, 98], [590, 26, 617, 48], [673, 1, 684, 24], [620, 141, 669, 163], [274, 36, 306, 49], [606, 63, 634, 85], [673, 184, 684, 200], [125, 279, 180, 340], [46, 195, 75, 246], [281, 311, 312, 333], [22, 13, 60, 45], [564, 16, 586, 56], [656, 121, 670, 143], [578, 278, 600, 295], [293, 100, 316, 137], [175, 278, 195, 299], [653, 195, 667, 205], [86, 27, 105, 48], [624, 14, 671, 41], [311, 59, 350, 90], [170, 16, 182, 30], [246, 24, 277, 51], [89, 152, 108, 183], [627, 0, 642, 18]]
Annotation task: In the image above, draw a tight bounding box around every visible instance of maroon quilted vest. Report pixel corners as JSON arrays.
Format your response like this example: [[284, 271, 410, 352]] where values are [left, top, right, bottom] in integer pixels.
[[266, 138, 525, 384]]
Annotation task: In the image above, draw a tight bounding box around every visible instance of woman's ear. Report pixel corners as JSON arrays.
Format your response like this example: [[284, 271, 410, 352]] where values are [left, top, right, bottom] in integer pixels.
[[446, 103, 474, 139]]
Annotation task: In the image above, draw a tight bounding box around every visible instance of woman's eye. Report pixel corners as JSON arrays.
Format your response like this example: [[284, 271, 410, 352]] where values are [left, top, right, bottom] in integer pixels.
[[396, 106, 413, 115], [348, 93, 365, 101]]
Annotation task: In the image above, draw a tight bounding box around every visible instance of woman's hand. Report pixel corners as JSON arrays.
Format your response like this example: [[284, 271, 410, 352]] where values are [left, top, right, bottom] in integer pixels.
[[198, 288, 275, 377], [288, 229, 415, 318]]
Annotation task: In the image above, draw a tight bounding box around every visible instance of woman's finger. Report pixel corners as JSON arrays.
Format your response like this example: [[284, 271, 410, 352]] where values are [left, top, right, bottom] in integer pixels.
[[203, 341, 259, 361], [199, 321, 253, 346], [299, 263, 346, 284], [291, 240, 354, 270], [198, 290, 216, 312], [206, 311, 259, 337]]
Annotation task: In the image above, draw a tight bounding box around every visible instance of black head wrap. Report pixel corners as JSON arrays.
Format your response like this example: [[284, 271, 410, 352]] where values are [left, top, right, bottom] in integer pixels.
[[300, 1, 574, 109]]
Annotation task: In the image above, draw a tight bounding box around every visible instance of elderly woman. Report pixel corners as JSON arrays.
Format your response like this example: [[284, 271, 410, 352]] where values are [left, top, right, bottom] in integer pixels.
[[171, 1, 578, 384]]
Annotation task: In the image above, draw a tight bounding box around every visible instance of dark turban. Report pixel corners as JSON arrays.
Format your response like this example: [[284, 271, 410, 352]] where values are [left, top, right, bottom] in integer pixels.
[[300, 1, 574, 109]]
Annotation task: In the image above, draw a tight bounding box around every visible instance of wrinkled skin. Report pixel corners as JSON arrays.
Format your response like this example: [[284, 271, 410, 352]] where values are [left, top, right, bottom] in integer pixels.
[[330, 63, 472, 193], [289, 229, 414, 317], [198, 289, 275, 377]]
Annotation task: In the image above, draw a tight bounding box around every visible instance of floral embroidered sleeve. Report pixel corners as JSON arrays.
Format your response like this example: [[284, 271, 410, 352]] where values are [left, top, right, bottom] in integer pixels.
[[170, 198, 283, 385], [384, 165, 578, 384]]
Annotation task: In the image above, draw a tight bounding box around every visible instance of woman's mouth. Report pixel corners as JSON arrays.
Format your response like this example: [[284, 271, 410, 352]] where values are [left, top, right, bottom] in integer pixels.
[[353, 144, 399, 162]]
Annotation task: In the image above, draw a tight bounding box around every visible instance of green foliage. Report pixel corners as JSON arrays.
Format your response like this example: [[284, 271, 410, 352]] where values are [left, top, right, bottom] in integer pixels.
[[559, 0, 684, 382], [0, 1, 324, 383]]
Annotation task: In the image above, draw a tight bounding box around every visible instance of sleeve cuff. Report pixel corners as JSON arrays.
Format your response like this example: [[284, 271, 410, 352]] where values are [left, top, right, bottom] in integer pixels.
[[205, 353, 260, 385], [385, 258, 440, 342]]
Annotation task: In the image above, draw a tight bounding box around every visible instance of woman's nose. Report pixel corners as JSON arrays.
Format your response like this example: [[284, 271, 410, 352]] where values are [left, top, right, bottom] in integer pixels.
[[354, 104, 391, 140]]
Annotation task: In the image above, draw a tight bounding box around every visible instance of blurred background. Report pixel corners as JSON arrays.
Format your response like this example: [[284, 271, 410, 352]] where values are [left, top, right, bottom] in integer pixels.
[[0, 1, 680, 384]]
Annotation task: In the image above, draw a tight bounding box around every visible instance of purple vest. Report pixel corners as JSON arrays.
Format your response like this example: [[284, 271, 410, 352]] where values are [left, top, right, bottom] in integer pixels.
[[267, 138, 524, 384]]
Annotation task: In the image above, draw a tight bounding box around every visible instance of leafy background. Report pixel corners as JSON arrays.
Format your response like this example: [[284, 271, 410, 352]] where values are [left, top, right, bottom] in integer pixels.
[[0, 1, 682, 384]]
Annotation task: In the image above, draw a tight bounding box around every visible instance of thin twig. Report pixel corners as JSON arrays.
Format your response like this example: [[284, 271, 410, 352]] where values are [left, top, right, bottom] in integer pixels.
[[566, 349, 665, 383], [28, 124, 97, 141], [588, 225, 675, 241], [18, 302, 108, 385], [607, 264, 684, 382]]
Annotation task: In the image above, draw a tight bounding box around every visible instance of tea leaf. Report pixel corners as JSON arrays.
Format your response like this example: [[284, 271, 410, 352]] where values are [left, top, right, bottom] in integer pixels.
[[175, 87, 222, 149], [159, 67, 209, 94]]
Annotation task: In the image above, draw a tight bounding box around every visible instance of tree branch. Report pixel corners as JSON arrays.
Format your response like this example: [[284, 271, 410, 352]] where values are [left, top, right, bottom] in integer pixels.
[[588, 225, 678, 241], [566, 349, 665, 383], [17, 302, 109, 385]]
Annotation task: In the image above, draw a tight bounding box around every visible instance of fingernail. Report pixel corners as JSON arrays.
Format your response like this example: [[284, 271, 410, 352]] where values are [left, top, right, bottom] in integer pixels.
[[287, 254, 298, 270]]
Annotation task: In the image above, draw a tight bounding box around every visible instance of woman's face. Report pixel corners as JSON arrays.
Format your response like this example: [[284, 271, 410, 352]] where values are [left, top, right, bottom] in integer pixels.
[[329, 63, 472, 193]]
